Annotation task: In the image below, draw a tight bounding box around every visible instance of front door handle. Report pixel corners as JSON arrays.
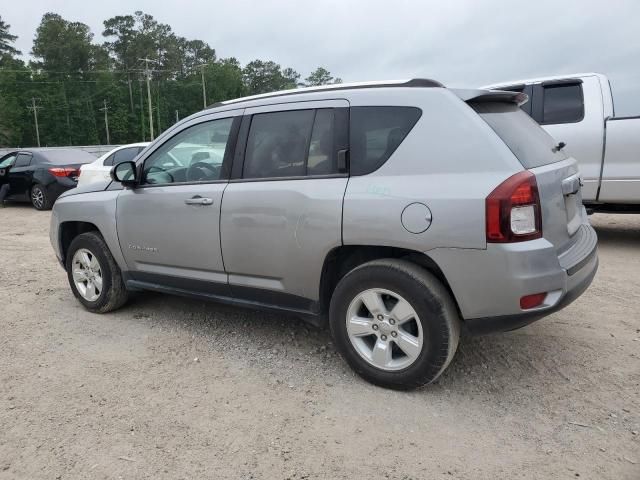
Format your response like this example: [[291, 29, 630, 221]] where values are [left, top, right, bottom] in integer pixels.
[[184, 196, 213, 206]]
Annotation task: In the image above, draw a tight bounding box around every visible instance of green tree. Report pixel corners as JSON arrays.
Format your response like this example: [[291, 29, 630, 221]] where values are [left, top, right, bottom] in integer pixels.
[[0, 15, 20, 57], [243, 60, 300, 95], [0, 11, 342, 147], [305, 67, 342, 86], [31, 13, 95, 73]]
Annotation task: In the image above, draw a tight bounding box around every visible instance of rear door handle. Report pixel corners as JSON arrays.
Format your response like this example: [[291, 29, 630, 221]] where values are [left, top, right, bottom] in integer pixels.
[[184, 196, 213, 206]]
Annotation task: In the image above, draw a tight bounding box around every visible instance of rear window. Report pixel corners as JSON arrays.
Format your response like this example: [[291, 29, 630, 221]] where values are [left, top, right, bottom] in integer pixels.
[[39, 149, 97, 164], [350, 106, 422, 175], [472, 102, 567, 168]]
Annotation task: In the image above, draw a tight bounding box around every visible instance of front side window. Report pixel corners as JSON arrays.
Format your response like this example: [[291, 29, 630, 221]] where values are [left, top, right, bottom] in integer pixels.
[[0, 154, 17, 168], [349, 107, 422, 176], [142, 118, 234, 185], [542, 83, 584, 124], [14, 153, 32, 167]]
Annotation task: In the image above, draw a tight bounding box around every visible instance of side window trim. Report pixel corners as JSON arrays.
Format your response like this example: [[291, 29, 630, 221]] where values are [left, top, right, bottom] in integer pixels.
[[135, 115, 242, 188]]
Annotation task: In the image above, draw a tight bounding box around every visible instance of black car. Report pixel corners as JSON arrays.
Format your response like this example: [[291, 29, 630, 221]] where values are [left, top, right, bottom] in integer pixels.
[[0, 149, 96, 210]]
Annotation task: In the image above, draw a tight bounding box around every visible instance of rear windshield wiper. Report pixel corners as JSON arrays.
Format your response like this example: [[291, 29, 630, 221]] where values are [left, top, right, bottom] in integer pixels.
[[552, 141, 566, 153]]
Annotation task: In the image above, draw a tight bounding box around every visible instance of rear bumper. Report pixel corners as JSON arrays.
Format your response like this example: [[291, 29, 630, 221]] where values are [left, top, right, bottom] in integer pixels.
[[428, 222, 599, 334], [46, 177, 77, 201], [464, 249, 598, 334]]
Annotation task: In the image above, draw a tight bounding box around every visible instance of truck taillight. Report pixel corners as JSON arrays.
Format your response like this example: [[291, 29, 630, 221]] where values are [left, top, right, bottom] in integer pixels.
[[48, 167, 80, 178], [486, 171, 542, 243]]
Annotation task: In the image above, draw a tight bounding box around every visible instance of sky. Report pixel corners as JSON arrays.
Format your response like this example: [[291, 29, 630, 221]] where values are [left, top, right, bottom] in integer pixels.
[[4, 0, 640, 115]]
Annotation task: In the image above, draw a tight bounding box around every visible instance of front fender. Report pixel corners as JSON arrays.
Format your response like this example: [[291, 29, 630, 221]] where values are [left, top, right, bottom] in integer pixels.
[[52, 190, 126, 271]]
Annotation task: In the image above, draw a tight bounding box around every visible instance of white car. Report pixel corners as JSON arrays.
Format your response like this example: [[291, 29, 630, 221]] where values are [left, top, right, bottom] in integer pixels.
[[78, 143, 149, 187]]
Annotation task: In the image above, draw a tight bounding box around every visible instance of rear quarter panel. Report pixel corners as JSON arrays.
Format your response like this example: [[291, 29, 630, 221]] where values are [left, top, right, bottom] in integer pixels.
[[342, 88, 523, 252]]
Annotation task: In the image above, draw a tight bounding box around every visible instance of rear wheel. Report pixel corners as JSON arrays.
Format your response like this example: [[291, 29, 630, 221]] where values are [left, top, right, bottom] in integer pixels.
[[31, 184, 52, 210], [66, 232, 129, 313], [329, 259, 460, 390]]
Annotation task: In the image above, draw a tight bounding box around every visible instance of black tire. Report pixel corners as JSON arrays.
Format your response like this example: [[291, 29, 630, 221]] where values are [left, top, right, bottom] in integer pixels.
[[31, 184, 52, 210], [329, 259, 460, 390], [65, 231, 129, 313]]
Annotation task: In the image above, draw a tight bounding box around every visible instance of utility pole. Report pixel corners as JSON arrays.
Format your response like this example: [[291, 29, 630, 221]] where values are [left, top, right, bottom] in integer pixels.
[[139, 57, 158, 140], [199, 64, 207, 108], [138, 80, 145, 141], [27, 98, 42, 147], [99, 99, 110, 145], [175, 110, 179, 123]]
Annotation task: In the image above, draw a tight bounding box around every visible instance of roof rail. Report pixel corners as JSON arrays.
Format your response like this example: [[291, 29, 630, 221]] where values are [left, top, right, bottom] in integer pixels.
[[208, 78, 444, 109]]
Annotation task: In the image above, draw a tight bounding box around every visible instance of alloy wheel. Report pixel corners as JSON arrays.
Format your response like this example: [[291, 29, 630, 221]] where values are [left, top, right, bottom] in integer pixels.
[[345, 288, 424, 371]]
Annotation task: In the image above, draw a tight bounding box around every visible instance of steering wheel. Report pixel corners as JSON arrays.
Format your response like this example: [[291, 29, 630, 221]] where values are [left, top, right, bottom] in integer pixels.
[[187, 161, 220, 182], [145, 165, 174, 184]]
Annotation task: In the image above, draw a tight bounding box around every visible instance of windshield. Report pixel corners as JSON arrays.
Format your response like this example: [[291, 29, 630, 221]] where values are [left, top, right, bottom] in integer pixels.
[[472, 102, 567, 168]]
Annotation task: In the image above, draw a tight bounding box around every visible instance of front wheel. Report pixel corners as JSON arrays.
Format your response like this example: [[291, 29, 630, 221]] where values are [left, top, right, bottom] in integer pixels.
[[329, 259, 460, 390], [66, 232, 129, 313]]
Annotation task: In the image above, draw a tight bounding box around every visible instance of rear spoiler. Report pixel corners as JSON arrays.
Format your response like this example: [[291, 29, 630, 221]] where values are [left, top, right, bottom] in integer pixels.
[[452, 88, 529, 106]]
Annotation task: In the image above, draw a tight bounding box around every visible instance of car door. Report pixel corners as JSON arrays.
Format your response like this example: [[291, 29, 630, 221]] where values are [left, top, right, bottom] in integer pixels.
[[220, 100, 349, 309], [8, 152, 33, 198], [0, 152, 17, 180], [116, 110, 242, 296]]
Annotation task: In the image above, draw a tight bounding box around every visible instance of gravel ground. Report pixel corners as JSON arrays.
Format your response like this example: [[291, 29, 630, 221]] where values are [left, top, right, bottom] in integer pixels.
[[0, 205, 638, 479]]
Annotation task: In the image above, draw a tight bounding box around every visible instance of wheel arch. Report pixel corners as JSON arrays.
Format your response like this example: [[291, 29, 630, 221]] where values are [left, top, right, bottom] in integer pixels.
[[318, 245, 461, 317], [59, 221, 101, 267]]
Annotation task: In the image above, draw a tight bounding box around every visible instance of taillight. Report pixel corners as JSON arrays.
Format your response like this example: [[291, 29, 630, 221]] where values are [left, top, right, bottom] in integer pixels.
[[486, 171, 542, 243], [48, 167, 80, 178]]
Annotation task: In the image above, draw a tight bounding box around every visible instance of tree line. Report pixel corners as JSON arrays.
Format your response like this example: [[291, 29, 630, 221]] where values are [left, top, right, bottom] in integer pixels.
[[0, 12, 342, 147]]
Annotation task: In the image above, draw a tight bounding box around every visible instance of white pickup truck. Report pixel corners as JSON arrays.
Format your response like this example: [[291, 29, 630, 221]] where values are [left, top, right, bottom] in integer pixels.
[[484, 73, 640, 212]]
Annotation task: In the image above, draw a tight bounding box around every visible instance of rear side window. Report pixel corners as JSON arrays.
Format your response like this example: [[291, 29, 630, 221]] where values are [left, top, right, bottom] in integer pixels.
[[14, 153, 32, 167], [243, 109, 340, 179], [472, 102, 567, 168], [110, 147, 141, 166], [349, 107, 422, 176], [542, 83, 584, 124], [102, 154, 115, 167], [244, 110, 314, 179]]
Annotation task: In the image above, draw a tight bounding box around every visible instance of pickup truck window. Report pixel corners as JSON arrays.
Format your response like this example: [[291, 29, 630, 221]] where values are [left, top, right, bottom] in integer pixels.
[[542, 83, 584, 124], [472, 102, 567, 168]]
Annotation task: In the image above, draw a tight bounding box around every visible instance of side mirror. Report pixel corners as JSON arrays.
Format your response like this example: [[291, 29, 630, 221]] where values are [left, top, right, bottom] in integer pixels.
[[111, 161, 138, 187]]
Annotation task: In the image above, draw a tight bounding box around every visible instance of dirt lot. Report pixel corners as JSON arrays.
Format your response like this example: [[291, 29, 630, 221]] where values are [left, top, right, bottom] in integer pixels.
[[0, 205, 638, 480]]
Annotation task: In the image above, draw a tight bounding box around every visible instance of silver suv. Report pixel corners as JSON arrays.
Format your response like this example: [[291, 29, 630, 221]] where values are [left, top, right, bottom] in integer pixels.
[[50, 79, 598, 389]]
